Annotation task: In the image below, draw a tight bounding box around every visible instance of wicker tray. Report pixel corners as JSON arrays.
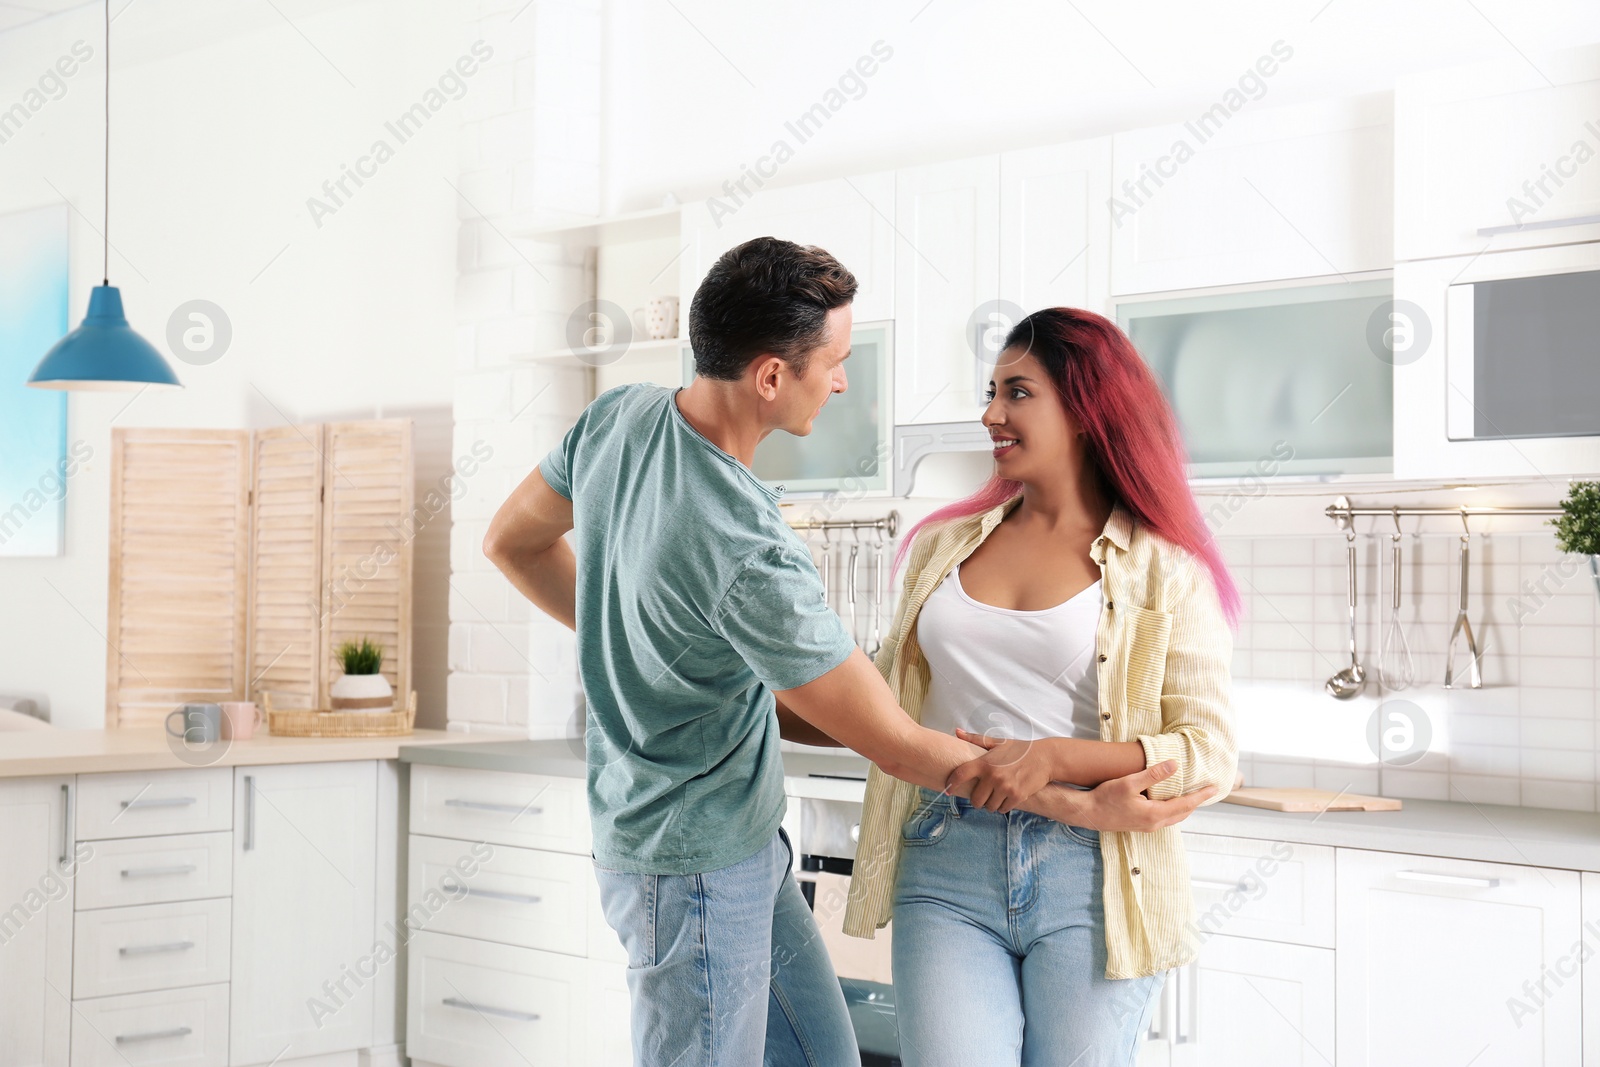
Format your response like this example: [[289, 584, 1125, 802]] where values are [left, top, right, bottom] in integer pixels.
[[263, 690, 417, 738]]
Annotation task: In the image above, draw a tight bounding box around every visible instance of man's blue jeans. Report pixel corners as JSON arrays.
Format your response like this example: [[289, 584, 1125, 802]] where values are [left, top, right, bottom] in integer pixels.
[[593, 828, 859, 1066], [892, 788, 1165, 1067]]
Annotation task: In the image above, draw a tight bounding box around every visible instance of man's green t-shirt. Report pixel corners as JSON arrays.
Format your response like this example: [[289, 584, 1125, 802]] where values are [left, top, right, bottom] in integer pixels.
[[540, 384, 855, 875]]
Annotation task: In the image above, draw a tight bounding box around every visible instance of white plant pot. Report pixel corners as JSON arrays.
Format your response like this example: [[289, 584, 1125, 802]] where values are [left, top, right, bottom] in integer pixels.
[[329, 672, 394, 710]]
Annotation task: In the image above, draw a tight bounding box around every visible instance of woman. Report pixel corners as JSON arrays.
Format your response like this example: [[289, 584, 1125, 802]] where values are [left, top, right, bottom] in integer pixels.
[[842, 307, 1239, 1067]]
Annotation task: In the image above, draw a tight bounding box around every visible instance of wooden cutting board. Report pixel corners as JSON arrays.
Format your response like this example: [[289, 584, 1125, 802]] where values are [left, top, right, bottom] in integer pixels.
[[1223, 787, 1402, 813]]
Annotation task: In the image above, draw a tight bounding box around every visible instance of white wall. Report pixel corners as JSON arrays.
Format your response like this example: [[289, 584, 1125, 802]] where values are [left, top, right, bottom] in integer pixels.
[[0, 0, 462, 729], [603, 0, 1600, 212]]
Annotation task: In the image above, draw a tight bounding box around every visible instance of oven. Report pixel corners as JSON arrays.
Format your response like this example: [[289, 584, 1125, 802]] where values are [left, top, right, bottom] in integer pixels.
[[794, 792, 900, 1066]]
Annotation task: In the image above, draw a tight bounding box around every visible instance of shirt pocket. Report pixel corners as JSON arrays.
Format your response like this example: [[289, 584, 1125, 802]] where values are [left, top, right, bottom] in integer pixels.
[[1121, 604, 1173, 730]]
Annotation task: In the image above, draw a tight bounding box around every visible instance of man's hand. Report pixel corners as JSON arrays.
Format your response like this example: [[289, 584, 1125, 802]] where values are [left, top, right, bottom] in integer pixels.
[[945, 730, 1061, 813], [1073, 760, 1216, 833]]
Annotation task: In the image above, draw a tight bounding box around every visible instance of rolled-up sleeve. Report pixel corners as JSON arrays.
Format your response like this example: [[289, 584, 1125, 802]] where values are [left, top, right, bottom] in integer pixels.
[[1136, 556, 1237, 804]]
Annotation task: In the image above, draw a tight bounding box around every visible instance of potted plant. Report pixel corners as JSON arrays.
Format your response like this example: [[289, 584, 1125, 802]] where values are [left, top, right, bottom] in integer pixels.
[[329, 637, 394, 710], [1549, 480, 1600, 603]]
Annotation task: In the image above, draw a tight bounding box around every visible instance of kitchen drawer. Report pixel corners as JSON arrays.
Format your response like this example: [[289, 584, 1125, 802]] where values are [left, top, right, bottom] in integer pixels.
[[73, 898, 231, 999], [75, 831, 232, 910], [408, 834, 589, 956], [1181, 833, 1335, 948], [410, 765, 590, 854], [406, 930, 588, 1067], [70, 982, 229, 1067], [76, 768, 232, 841]]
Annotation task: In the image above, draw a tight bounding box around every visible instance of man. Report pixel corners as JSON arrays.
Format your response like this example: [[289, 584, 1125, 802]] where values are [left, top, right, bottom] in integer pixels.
[[484, 237, 1211, 1066]]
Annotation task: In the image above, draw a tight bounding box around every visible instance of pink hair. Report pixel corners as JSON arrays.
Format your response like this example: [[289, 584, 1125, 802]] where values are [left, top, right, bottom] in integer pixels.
[[895, 307, 1241, 627]]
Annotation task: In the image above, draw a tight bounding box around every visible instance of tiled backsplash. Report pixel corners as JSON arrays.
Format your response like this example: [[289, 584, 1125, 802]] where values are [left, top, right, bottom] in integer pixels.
[[1222, 531, 1600, 812]]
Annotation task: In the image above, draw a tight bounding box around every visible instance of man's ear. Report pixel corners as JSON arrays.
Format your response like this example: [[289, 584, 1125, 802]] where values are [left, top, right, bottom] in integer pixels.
[[751, 355, 785, 402]]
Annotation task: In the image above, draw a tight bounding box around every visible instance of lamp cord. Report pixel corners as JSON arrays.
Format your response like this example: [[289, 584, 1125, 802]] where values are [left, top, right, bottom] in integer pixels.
[[103, 0, 109, 286]]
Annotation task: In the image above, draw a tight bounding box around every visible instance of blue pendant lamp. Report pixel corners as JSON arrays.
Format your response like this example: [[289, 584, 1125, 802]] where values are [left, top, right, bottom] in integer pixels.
[[28, 0, 180, 391]]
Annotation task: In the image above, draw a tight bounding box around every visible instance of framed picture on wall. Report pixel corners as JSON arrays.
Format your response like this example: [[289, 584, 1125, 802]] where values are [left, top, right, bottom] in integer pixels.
[[0, 203, 70, 557]]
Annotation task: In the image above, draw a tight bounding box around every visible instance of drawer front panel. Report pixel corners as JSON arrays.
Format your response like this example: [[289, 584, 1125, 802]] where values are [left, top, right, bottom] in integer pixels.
[[1182, 832, 1335, 948], [410, 766, 590, 854], [408, 834, 589, 956], [406, 931, 587, 1067], [70, 982, 229, 1067], [77, 768, 233, 841], [73, 898, 231, 999], [76, 832, 233, 910]]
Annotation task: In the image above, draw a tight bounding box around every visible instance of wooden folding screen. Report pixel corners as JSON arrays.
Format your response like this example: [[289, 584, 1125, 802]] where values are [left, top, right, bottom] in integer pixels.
[[104, 421, 413, 726]]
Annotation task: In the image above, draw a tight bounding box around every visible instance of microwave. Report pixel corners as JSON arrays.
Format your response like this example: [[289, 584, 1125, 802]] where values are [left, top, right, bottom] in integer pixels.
[[1394, 241, 1600, 479]]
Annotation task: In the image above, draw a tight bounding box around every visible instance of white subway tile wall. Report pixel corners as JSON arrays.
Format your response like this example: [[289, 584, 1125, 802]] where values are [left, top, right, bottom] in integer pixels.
[[448, 0, 601, 736], [1223, 533, 1600, 812]]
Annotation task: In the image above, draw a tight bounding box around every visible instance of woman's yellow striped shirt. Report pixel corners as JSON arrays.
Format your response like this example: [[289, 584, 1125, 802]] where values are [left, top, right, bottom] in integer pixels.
[[842, 495, 1238, 980]]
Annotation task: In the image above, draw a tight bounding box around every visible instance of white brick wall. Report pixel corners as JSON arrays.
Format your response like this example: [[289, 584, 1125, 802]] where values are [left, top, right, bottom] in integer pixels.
[[448, 0, 600, 735]]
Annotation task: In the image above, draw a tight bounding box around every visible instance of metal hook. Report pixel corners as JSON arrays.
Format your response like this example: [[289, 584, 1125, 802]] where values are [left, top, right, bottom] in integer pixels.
[[1459, 506, 1470, 541], [1391, 505, 1403, 542]]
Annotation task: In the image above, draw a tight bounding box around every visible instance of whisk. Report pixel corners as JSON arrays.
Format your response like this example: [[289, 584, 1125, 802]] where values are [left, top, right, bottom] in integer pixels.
[[1378, 508, 1415, 691]]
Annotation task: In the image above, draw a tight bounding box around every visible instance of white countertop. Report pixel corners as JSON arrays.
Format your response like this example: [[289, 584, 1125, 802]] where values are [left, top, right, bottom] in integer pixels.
[[401, 741, 1600, 873], [0, 726, 480, 777]]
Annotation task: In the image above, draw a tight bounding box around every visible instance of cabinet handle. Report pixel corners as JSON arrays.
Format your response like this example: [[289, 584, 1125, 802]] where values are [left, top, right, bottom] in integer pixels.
[[120, 796, 198, 810], [59, 783, 71, 865], [243, 776, 255, 852], [121, 864, 198, 879], [1147, 971, 1171, 1042], [115, 1026, 192, 1044], [444, 798, 542, 816], [1478, 212, 1600, 236], [119, 940, 195, 957], [1175, 962, 1197, 1045], [1190, 876, 1247, 892], [463, 887, 542, 905], [1395, 869, 1500, 888], [442, 996, 540, 1022]]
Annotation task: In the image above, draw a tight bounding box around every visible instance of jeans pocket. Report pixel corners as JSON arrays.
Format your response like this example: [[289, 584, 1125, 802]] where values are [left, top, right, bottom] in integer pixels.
[[1063, 824, 1101, 848], [593, 866, 657, 969], [900, 802, 951, 847]]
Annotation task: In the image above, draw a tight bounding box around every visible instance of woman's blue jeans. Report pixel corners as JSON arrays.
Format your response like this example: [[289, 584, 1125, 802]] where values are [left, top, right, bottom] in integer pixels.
[[892, 788, 1165, 1067]]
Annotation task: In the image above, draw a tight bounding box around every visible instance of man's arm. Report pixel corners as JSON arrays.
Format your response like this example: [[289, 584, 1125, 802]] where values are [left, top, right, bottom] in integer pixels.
[[776, 697, 843, 747], [483, 467, 577, 630], [778, 650, 1215, 830]]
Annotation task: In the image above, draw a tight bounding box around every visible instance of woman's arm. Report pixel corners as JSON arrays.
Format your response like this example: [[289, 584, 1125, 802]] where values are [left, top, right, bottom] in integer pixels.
[[947, 555, 1237, 813]]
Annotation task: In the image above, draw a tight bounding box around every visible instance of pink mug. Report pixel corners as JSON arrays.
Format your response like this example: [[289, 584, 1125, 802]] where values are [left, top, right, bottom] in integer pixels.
[[221, 701, 263, 740]]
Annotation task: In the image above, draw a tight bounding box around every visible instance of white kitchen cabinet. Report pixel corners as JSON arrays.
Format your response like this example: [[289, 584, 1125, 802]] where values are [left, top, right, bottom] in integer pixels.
[[1182, 833, 1335, 948], [1395, 43, 1600, 262], [69, 982, 230, 1067], [1110, 94, 1392, 294], [0, 777, 75, 1067], [680, 172, 897, 325], [1584, 873, 1599, 1067], [999, 139, 1112, 317], [1336, 848, 1583, 1066], [407, 931, 589, 1067], [893, 156, 1001, 425], [229, 761, 377, 1065], [1167, 937, 1336, 1067], [585, 958, 632, 1067]]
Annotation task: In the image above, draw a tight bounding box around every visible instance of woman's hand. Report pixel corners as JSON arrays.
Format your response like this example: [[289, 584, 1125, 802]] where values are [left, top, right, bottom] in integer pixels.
[[945, 729, 1063, 813]]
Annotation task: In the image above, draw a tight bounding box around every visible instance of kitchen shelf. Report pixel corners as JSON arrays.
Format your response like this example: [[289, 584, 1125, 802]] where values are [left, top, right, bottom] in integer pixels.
[[512, 336, 685, 367], [514, 206, 680, 246]]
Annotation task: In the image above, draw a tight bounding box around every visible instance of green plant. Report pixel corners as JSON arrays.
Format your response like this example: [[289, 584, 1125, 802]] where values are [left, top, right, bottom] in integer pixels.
[[1550, 481, 1600, 556], [336, 637, 385, 676]]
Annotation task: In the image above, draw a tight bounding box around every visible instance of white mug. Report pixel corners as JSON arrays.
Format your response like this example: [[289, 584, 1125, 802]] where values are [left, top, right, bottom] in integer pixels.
[[635, 296, 679, 341]]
